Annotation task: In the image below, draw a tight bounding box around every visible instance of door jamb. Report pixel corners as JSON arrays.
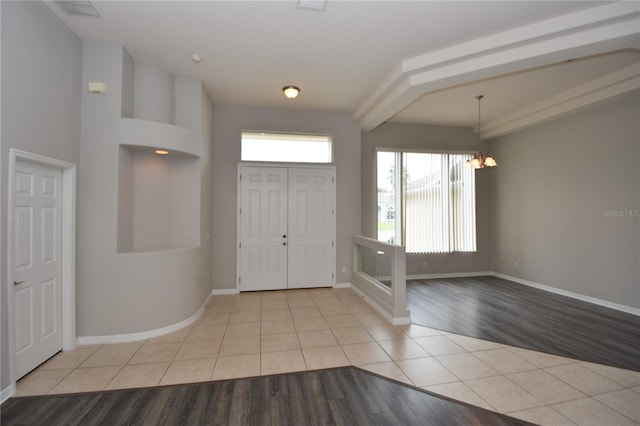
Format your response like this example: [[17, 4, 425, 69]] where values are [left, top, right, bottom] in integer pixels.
[[7, 149, 76, 387]]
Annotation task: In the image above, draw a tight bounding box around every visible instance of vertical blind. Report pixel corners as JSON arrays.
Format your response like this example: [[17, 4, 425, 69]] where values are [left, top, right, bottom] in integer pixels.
[[377, 151, 476, 253]]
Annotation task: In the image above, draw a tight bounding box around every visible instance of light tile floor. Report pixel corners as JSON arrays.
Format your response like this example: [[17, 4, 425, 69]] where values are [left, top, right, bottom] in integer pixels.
[[16, 288, 640, 426]]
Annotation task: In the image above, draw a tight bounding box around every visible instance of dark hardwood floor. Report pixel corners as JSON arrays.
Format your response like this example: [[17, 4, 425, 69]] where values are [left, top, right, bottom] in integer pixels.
[[407, 276, 640, 372], [1, 367, 532, 426]]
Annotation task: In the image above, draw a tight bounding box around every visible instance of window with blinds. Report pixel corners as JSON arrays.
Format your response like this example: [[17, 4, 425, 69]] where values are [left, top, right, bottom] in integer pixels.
[[241, 131, 332, 163], [377, 151, 476, 253]]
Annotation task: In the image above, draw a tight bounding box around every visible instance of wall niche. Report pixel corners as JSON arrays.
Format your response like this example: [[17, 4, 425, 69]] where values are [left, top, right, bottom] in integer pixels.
[[118, 145, 200, 253], [121, 52, 201, 132], [116, 51, 202, 253]]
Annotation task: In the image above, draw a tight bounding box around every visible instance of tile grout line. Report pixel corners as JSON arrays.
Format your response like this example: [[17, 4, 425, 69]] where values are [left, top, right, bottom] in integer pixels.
[[542, 363, 626, 400], [500, 344, 593, 410], [217, 292, 639, 424], [17, 287, 640, 425], [589, 391, 640, 424], [290, 297, 308, 371], [43, 368, 74, 396]]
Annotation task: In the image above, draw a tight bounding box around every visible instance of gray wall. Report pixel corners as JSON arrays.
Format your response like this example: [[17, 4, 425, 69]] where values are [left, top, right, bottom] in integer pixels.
[[76, 43, 213, 337], [361, 122, 492, 275], [1, 0, 82, 391], [212, 106, 361, 289], [489, 92, 640, 309]]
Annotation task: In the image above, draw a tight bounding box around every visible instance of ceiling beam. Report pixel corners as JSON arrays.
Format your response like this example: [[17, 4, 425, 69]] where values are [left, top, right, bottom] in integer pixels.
[[479, 64, 640, 139], [355, 2, 640, 132]]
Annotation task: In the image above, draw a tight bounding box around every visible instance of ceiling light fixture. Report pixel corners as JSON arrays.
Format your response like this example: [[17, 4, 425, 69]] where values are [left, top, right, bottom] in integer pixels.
[[466, 95, 497, 169], [283, 86, 301, 99], [191, 54, 202, 64], [155, 149, 169, 155]]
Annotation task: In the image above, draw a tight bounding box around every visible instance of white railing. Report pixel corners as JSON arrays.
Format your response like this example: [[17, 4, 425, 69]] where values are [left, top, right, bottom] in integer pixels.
[[352, 235, 410, 325]]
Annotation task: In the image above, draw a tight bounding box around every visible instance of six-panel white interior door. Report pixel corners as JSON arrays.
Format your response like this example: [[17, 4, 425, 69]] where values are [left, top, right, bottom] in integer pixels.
[[12, 160, 63, 380], [238, 165, 335, 291]]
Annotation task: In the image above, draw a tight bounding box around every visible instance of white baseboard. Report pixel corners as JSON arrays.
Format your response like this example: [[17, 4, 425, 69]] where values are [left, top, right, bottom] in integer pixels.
[[78, 295, 211, 345], [1, 383, 15, 404], [408, 271, 492, 280], [408, 270, 639, 316], [390, 316, 412, 325], [213, 286, 348, 293], [491, 272, 640, 316], [349, 284, 411, 325], [333, 282, 352, 289], [211, 288, 239, 296], [75, 271, 637, 345]]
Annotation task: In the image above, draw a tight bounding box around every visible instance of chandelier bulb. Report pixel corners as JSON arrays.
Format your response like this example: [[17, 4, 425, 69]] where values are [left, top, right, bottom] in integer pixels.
[[283, 86, 300, 99]]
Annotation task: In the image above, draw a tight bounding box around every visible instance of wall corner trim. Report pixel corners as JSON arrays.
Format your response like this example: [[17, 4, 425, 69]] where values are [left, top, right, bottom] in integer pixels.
[[491, 272, 640, 316], [1, 384, 16, 405]]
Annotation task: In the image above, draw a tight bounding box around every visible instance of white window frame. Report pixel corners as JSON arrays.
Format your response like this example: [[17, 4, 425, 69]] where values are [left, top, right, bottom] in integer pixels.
[[241, 131, 333, 163], [376, 148, 477, 254]]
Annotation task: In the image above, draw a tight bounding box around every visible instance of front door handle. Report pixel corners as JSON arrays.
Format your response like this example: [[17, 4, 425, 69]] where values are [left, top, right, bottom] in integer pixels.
[[14, 281, 25, 286], [282, 242, 287, 246]]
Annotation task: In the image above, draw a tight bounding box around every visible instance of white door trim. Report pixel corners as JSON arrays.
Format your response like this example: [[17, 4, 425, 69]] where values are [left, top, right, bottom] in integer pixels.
[[7, 149, 76, 386]]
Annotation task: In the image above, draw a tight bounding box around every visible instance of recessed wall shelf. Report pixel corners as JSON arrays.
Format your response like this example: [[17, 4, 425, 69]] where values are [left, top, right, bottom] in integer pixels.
[[117, 145, 200, 253], [117, 118, 202, 158]]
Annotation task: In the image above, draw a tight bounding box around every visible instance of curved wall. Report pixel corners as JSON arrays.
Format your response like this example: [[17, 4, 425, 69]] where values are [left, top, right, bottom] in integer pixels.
[[77, 43, 212, 338]]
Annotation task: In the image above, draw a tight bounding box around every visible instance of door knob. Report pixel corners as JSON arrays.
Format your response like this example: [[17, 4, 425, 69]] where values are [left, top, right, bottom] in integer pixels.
[[282, 242, 287, 246], [14, 281, 24, 286]]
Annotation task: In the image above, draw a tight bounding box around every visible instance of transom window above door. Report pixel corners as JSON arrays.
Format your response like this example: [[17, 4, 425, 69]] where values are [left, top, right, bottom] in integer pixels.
[[241, 131, 333, 163]]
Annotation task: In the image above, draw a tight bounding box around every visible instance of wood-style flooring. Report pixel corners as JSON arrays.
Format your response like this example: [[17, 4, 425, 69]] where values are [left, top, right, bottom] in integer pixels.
[[407, 276, 640, 372], [1, 367, 531, 426]]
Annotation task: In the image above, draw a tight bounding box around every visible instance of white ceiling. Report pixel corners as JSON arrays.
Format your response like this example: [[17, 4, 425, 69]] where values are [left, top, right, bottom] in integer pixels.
[[47, 1, 640, 135]]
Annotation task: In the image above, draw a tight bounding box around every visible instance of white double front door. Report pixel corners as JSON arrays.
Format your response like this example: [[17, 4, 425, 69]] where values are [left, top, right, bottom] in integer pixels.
[[238, 165, 335, 291]]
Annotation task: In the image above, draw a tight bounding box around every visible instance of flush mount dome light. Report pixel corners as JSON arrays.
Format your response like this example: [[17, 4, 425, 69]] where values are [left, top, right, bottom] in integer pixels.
[[155, 149, 169, 155], [282, 86, 300, 99]]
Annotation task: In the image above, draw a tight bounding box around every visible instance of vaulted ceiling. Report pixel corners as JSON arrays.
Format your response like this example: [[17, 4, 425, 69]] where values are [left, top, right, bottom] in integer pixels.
[[47, 0, 640, 137]]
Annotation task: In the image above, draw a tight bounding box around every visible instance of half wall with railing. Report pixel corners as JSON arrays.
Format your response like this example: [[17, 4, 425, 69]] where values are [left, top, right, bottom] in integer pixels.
[[351, 235, 411, 324]]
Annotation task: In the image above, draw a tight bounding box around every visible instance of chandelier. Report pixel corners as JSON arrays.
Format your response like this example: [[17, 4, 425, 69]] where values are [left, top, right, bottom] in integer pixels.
[[466, 95, 497, 169]]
